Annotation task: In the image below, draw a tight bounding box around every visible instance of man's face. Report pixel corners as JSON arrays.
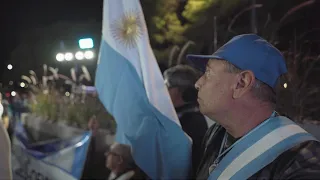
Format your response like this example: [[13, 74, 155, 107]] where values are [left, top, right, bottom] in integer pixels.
[[167, 87, 182, 107], [105, 144, 123, 172], [195, 59, 235, 117]]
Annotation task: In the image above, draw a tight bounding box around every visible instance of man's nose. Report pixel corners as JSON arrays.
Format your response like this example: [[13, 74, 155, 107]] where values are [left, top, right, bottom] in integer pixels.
[[195, 77, 202, 90], [195, 83, 200, 90]]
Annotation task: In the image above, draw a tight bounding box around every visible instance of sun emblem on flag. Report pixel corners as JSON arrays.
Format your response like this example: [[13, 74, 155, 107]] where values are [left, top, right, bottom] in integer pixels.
[[111, 11, 143, 48]]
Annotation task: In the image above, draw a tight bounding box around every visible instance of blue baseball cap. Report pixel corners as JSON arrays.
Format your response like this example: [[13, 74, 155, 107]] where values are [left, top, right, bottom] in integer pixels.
[[186, 34, 287, 89]]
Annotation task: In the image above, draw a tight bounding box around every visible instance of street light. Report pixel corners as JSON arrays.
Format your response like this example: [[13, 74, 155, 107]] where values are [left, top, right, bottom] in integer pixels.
[[283, 83, 288, 88], [79, 38, 94, 49], [56, 50, 94, 62], [20, 82, 26, 88], [65, 52, 74, 61], [56, 53, 64, 61], [11, 91, 16, 97], [75, 51, 84, 60], [84, 50, 94, 59], [7, 64, 13, 70]]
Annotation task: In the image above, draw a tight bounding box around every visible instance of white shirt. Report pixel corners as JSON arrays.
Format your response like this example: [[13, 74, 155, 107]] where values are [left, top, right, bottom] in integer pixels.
[[108, 171, 135, 180]]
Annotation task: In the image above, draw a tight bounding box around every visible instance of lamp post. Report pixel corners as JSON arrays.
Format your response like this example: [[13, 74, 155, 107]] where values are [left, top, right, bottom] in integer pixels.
[[55, 38, 94, 97]]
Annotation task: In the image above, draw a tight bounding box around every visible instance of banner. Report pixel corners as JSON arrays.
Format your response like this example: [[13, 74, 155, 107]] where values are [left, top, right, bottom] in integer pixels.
[[12, 122, 91, 180]]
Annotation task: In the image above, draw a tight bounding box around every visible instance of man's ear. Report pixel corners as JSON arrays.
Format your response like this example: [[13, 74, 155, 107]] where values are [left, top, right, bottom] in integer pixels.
[[232, 70, 255, 99]]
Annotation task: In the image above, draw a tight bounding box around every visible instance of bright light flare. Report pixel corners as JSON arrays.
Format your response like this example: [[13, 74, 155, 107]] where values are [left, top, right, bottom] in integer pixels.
[[11, 91, 16, 97], [20, 82, 26, 88], [75, 51, 84, 60], [65, 53, 74, 61], [84, 51, 94, 59], [56, 53, 65, 61]]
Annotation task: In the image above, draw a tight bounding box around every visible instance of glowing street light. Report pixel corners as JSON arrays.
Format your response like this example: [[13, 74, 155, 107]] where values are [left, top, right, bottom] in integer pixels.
[[11, 91, 16, 97], [65, 92, 70, 97], [56, 53, 65, 61], [283, 83, 288, 88], [7, 64, 13, 70], [56, 50, 94, 62], [20, 82, 26, 88], [64, 52, 74, 61], [79, 38, 94, 49], [75, 51, 84, 60], [84, 50, 94, 59]]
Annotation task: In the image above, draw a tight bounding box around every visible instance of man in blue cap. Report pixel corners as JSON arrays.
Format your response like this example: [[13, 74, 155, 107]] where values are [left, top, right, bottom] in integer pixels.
[[187, 34, 320, 179]]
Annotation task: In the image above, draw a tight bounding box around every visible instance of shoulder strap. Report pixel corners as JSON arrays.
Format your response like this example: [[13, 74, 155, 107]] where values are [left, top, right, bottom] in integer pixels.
[[209, 116, 317, 180]]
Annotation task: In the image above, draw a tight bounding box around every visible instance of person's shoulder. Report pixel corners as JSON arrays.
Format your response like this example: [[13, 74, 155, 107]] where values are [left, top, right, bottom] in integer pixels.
[[288, 140, 320, 163], [271, 140, 320, 179]]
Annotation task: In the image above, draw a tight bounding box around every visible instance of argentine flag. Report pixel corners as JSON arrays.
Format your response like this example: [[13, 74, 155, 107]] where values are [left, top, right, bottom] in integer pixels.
[[12, 122, 91, 180], [95, 0, 192, 179]]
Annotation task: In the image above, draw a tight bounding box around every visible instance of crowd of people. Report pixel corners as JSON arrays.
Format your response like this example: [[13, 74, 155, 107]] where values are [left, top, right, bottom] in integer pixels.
[[85, 34, 320, 180], [1, 34, 320, 180], [81, 63, 211, 180]]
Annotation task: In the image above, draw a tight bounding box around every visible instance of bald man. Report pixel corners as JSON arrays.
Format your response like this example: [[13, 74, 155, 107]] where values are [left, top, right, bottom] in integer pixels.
[[105, 143, 147, 180]]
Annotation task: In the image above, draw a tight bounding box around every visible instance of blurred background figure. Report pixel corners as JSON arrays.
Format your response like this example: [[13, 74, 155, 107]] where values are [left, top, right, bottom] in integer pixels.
[[0, 93, 12, 179], [1, 98, 10, 130], [163, 65, 208, 175], [1, 93, 10, 134], [0, 93, 3, 119], [88, 115, 99, 136], [12, 93, 23, 119], [105, 143, 147, 180], [81, 115, 110, 180]]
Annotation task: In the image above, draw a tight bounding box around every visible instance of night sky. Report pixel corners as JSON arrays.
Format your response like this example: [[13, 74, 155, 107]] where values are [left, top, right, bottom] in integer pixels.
[[0, 0, 103, 81], [1, 0, 320, 84]]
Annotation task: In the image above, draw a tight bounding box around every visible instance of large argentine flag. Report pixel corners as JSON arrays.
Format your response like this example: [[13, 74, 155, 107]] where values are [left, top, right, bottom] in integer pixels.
[[95, 0, 192, 179]]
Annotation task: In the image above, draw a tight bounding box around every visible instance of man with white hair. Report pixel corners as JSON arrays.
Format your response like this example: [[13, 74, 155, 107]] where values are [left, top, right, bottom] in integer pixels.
[[163, 65, 208, 175], [105, 143, 147, 180], [187, 34, 320, 179]]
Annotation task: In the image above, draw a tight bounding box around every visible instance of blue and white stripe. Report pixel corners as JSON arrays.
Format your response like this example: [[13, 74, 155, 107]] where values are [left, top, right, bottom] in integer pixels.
[[12, 122, 91, 180], [208, 116, 317, 180], [95, 0, 192, 179]]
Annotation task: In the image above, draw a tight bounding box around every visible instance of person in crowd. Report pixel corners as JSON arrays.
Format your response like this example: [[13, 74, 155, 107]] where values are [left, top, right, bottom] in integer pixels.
[[81, 115, 110, 180], [0, 93, 3, 121], [12, 93, 23, 120], [158, 62, 168, 74], [2, 104, 10, 130], [0, 93, 10, 130], [0, 93, 12, 179], [105, 143, 147, 180], [186, 34, 320, 179], [163, 65, 208, 175]]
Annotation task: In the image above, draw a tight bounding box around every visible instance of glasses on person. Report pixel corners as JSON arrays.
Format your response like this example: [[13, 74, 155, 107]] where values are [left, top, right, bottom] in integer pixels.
[[105, 151, 121, 158]]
